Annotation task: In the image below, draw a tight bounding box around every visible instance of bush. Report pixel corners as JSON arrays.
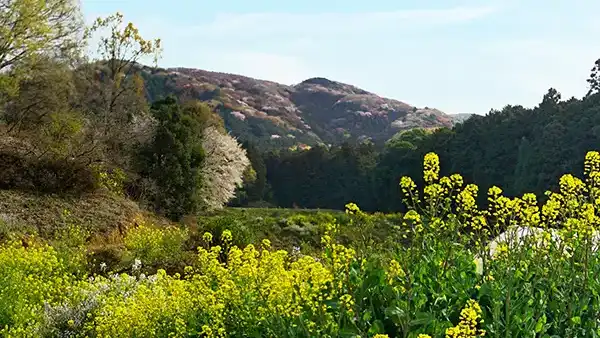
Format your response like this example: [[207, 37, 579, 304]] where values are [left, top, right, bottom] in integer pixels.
[[91, 165, 127, 196], [0, 152, 96, 194]]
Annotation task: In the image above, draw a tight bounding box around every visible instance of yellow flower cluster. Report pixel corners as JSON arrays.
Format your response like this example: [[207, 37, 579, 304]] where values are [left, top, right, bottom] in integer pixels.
[[424, 152, 440, 184], [457, 184, 479, 218], [400, 176, 417, 192], [92, 270, 195, 337], [445, 299, 486, 338], [0, 230, 359, 337], [386, 259, 407, 293], [345, 202, 361, 214], [220, 229, 233, 243], [202, 231, 213, 243], [403, 210, 423, 233], [402, 150, 600, 253], [0, 240, 79, 336], [123, 223, 189, 266], [85, 226, 358, 337], [387, 259, 405, 283]]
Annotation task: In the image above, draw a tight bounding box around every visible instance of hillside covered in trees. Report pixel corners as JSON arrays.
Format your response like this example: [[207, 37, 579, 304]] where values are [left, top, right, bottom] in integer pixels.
[[241, 81, 600, 212], [0, 2, 251, 224]]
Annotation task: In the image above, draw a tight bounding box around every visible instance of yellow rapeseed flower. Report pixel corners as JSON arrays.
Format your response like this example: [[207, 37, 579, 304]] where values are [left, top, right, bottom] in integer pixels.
[[445, 299, 485, 338], [221, 230, 233, 243], [202, 232, 213, 243], [424, 152, 440, 184]]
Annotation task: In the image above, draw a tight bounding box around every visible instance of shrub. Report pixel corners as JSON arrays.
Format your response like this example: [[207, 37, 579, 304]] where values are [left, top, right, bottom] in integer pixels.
[[0, 151, 96, 194], [91, 165, 127, 196]]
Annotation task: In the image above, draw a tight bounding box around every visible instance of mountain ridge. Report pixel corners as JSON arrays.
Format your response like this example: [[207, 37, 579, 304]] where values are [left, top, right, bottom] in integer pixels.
[[141, 66, 456, 149]]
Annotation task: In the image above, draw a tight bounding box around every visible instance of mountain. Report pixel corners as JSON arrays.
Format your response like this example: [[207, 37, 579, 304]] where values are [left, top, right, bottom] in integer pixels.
[[449, 113, 475, 125], [141, 67, 454, 149]]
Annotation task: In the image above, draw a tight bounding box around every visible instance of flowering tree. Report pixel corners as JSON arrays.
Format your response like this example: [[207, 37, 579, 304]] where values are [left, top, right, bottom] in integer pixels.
[[199, 126, 250, 210]]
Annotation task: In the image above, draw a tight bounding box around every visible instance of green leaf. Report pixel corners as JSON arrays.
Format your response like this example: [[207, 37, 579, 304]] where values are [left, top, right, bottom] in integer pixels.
[[571, 316, 581, 325], [385, 306, 406, 325], [535, 314, 546, 333], [328, 298, 341, 309], [362, 311, 372, 322], [338, 327, 361, 337], [368, 320, 385, 335], [410, 312, 435, 326]]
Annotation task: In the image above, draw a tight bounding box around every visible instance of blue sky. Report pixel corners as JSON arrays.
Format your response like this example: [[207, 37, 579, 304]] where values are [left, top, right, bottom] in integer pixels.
[[81, 0, 600, 115]]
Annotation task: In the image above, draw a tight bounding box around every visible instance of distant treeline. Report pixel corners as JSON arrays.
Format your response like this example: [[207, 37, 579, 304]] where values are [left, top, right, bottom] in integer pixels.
[[233, 86, 600, 212]]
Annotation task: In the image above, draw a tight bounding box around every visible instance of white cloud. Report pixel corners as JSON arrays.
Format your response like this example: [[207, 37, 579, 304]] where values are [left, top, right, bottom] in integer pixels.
[[187, 6, 499, 38], [209, 52, 316, 85], [481, 39, 600, 102]]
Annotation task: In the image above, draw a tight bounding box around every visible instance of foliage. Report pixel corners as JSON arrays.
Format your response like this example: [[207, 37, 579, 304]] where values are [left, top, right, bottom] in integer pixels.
[[91, 165, 127, 196], [5, 149, 600, 336], [3, 57, 82, 145], [0, 150, 96, 194], [0, 2, 87, 176], [123, 222, 189, 269], [0, 8, 162, 196], [193, 208, 402, 256], [265, 142, 378, 210], [587, 58, 600, 96], [0, 0, 82, 103], [258, 86, 600, 213], [391, 150, 600, 337], [385, 128, 432, 150], [137, 96, 206, 220], [75, 11, 161, 170]]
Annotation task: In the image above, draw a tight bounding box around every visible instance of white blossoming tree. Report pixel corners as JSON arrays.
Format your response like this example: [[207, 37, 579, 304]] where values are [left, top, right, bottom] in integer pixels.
[[199, 126, 250, 210]]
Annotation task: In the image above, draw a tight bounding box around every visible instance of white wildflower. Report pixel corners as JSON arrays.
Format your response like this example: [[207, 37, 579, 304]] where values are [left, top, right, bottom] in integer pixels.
[[132, 259, 142, 271]]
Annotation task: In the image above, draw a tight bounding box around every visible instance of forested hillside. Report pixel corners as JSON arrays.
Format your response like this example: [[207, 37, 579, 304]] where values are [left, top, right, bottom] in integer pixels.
[[243, 86, 600, 212], [0, 5, 250, 224]]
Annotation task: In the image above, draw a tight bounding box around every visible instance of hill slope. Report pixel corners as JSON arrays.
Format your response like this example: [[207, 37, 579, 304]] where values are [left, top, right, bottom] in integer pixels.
[[449, 113, 475, 125], [141, 67, 454, 149], [0, 190, 174, 238]]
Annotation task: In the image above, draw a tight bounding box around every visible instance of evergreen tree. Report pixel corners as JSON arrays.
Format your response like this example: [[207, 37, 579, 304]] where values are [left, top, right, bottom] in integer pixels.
[[137, 96, 205, 220]]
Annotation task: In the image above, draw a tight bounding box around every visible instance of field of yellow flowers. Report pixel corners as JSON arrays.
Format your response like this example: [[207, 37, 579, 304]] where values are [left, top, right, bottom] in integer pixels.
[[2, 152, 600, 337]]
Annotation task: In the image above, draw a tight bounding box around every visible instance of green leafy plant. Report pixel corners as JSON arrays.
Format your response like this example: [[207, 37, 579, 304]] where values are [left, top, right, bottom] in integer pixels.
[[123, 223, 189, 269]]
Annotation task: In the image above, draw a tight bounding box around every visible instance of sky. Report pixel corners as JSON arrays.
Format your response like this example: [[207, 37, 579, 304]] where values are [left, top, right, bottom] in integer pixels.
[[81, 0, 600, 115]]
